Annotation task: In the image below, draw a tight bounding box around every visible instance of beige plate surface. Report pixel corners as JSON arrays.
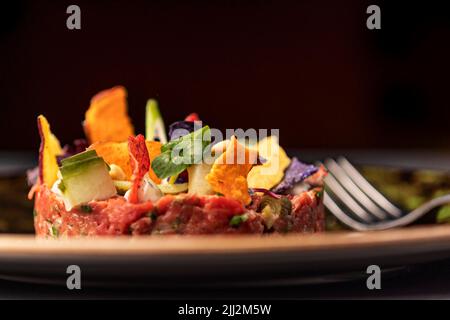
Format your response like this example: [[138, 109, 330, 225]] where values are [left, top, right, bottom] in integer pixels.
[[1, 225, 450, 287]]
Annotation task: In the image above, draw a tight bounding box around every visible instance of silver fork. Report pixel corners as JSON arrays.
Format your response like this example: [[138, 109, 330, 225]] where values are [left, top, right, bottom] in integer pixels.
[[322, 157, 450, 231]]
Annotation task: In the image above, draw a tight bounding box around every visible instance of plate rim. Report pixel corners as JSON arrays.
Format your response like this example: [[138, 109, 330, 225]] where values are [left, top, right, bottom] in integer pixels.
[[1, 224, 450, 257]]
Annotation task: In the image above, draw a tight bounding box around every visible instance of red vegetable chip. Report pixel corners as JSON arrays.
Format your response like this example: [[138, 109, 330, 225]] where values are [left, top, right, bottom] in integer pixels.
[[127, 134, 150, 203]]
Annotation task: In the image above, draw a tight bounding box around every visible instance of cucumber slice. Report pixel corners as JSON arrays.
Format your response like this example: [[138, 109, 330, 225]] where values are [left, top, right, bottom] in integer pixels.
[[61, 150, 98, 166], [187, 163, 214, 195], [157, 183, 188, 194], [146, 99, 167, 144], [60, 157, 116, 210]]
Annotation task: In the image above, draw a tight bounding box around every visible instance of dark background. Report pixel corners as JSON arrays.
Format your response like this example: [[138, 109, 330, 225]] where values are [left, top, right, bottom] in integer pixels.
[[1, 0, 449, 151]]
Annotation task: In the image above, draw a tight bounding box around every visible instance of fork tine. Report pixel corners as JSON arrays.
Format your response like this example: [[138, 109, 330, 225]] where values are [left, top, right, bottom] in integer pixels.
[[323, 192, 369, 231], [325, 158, 387, 220], [324, 170, 373, 223], [337, 157, 402, 218]]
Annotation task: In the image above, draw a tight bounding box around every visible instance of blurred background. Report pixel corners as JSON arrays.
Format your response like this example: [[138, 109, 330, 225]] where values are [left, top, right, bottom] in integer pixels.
[[1, 0, 449, 152]]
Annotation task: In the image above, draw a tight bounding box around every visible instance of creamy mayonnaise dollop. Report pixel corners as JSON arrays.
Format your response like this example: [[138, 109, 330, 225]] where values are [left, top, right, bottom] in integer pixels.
[[50, 171, 74, 211], [124, 173, 162, 203]]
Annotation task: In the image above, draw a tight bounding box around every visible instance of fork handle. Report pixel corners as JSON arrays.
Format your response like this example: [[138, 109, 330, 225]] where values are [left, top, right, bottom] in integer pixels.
[[364, 194, 450, 231]]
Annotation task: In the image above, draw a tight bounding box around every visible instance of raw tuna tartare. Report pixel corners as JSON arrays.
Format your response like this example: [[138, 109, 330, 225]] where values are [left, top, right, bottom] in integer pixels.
[[28, 86, 326, 237]]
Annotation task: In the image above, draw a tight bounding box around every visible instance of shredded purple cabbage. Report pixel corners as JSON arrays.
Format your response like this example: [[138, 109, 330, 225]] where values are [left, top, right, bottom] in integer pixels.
[[249, 188, 282, 199], [56, 139, 89, 165], [175, 170, 188, 183], [272, 157, 318, 194], [168, 121, 196, 140], [26, 166, 39, 187], [27, 139, 89, 186]]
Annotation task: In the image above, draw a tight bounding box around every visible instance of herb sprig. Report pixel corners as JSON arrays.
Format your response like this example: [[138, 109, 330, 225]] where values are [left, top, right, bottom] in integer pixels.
[[151, 126, 211, 179]]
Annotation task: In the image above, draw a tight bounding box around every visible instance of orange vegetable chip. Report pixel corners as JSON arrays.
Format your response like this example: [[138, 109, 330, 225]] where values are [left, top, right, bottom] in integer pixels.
[[206, 136, 259, 205], [84, 86, 134, 144], [89, 141, 131, 177], [37, 115, 63, 187], [145, 140, 162, 184], [89, 140, 161, 184], [128, 135, 150, 203]]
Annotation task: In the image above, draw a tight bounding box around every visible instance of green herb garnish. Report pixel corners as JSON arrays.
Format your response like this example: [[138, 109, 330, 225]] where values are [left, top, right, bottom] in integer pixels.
[[172, 217, 182, 231], [80, 204, 92, 213], [151, 126, 211, 179], [147, 211, 158, 221], [50, 225, 59, 237], [316, 189, 324, 199], [229, 214, 248, 227]]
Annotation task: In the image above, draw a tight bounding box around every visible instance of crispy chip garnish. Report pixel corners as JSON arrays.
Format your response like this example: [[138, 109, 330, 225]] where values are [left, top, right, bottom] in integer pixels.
[[247, 136, 291, 190], [206, 136, 258, 205], [84, 86, 134, 144], [89, 141, 131, 176], [145, 140, 162, 184], [89, 140, 161, 184], [128, 135, 150, 203], [37, 115, 62, 187]]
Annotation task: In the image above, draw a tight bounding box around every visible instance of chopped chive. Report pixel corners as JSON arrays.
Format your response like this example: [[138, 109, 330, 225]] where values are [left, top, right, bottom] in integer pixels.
[[146, 211, 158, 221], [80, 204, 92, 213], [51, 225, 59, 237], [229, 214, 248, 227], [316, 189, 324, 200], [172, 217, 182, 231]]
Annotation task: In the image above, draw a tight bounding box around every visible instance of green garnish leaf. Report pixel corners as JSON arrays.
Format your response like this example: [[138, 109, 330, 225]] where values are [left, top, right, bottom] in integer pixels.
[[151, 152, 186, 180], [229, 214, 248, 227], [151, 126, 211, 179]]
